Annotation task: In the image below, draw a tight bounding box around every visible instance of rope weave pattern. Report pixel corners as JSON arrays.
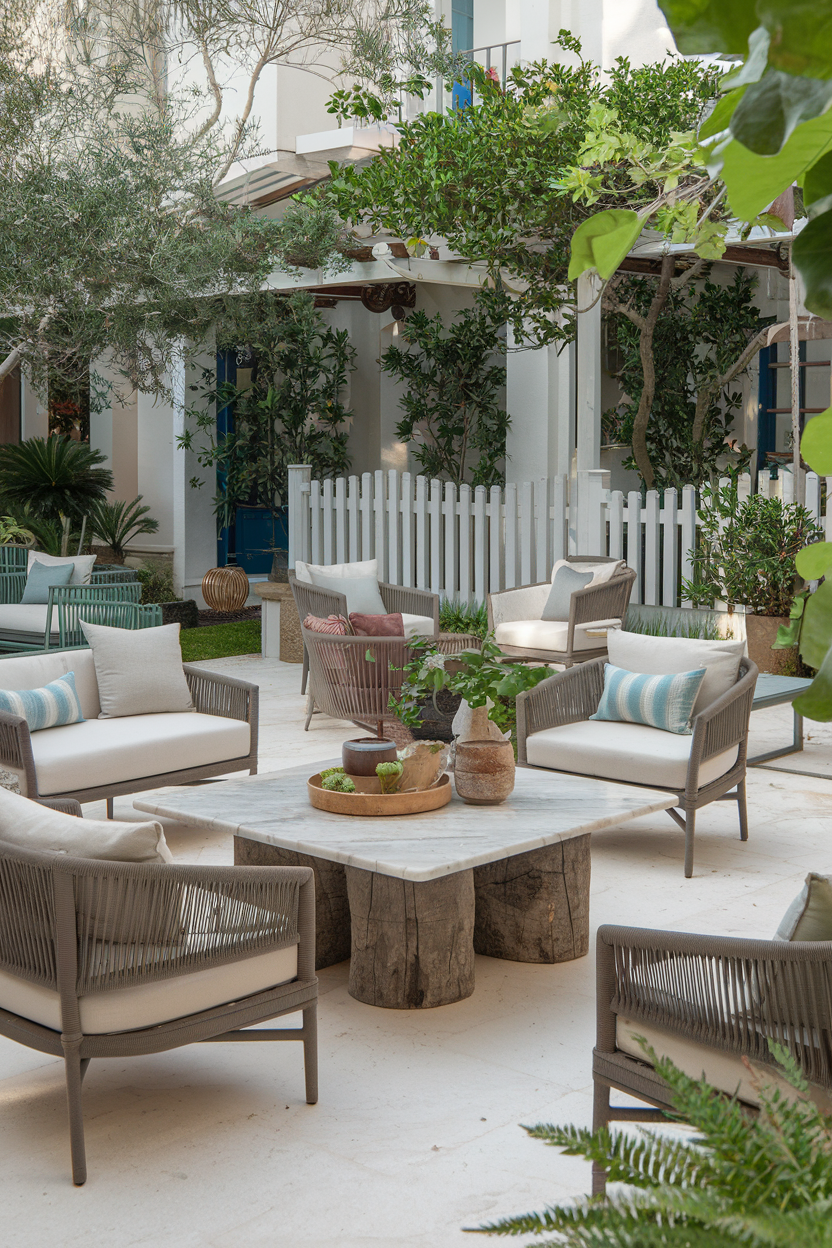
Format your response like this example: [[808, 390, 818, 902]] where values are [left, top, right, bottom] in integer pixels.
[[609, 935, 832, 1088], [0, 856, 57, 987], [304, 629, 411, 725], [185, 669, 252, 721]]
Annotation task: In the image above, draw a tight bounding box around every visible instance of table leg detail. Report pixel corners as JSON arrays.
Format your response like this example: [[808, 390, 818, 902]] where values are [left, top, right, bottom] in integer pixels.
[[473, 834, 591, 963], [346, 867, 476, 1008], [234, 836, 350, 970]]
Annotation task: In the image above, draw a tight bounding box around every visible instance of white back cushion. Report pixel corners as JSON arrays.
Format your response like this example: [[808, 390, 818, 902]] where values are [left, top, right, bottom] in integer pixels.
[[0, 649, 101, 719], [80, 620, 194, 717], [27, 551, 96, 585], [607, 631, 744, 717], [295, 558, 378, 585], [549, 558, 626, 586], [0, 783, 171, 862]]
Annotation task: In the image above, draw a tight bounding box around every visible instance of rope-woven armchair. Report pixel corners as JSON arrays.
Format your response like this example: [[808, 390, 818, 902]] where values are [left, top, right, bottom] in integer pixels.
[[290, 571, 438, 695], [0, 828, 317, 1185], [487, 556, 636, 666], [302, 626, 412, 736], [516, 656, 758, 876], [592, 923, 832, 1194]]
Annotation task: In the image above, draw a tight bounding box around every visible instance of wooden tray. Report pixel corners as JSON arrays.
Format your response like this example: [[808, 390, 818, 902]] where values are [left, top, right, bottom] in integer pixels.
[[307, 772, 452, 817]]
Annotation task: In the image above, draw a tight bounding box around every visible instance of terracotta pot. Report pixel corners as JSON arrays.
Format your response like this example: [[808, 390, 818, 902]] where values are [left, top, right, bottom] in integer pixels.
[[453, 739, 515, 806], [745, 613, 795, 675], [342, 737, 398, 776]]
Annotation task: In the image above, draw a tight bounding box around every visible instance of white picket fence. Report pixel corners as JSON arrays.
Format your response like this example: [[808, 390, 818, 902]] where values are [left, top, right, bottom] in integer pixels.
[[286, 465, 831, 608]]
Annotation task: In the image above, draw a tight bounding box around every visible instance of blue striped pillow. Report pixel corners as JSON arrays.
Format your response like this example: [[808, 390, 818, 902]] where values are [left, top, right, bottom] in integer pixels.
[[590, 663, 705, 735], [0, 672, 85, 732]]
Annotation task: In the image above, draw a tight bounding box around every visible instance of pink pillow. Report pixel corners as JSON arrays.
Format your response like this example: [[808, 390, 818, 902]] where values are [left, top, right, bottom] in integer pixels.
[[349, 612, 405, 637], [303, 614, 351, 635]]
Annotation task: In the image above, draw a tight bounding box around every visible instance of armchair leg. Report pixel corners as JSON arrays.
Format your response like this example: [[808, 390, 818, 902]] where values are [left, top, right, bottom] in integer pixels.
[[106, 798, 113, 819], [63, 1044, 87, 1186], [302, 1004, 318, 1105], [737, 778, 749, 842], [304, 691, 315, 732], [301, 647, 309, 696], [684, 810, 695, 879], [591, 1078, 610, 1197]]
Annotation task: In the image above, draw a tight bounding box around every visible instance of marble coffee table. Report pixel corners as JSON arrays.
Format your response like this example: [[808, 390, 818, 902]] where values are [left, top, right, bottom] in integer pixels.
[[135, 765, 675, 1010]]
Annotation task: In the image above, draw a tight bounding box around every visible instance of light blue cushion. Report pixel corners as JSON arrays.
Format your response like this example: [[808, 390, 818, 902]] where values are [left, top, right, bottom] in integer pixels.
[[21, 559, 73, 605], [590, 663, 705, 735], [541, 566, 593, 621], [0, 672, 85, 732]]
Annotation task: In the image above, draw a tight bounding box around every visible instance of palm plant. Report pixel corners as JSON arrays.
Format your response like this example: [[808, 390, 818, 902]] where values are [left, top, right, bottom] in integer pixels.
[[473, 1043, 832, 1246], [89, 496, 159, 562], [0, 437, 113, 555]]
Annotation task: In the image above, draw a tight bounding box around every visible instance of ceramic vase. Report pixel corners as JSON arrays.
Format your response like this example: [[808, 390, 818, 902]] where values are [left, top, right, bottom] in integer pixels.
[[453, 739, 515, 805]]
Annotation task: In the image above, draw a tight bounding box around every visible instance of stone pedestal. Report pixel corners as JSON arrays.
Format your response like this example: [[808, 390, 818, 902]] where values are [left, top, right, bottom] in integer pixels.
[[473, 834, 591, 963], [253, 582, 303, 662], [345, 866, 476, 1009], [234, 836, 350, 969]]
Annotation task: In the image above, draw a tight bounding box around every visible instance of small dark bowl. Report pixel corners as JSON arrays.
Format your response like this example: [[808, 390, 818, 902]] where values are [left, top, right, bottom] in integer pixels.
[[342, 737, 398, 776]]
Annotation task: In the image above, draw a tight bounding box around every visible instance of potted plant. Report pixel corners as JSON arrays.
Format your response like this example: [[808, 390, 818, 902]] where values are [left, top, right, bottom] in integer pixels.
[[683, 482, 824, 674], [390, 639, 550, 803]]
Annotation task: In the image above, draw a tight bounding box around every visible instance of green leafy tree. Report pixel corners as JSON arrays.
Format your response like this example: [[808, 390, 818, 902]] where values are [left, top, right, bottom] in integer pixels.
[[606, 267, 764, 489], [380, 306, 507, 488], [474, 1043, 832, 1245], [181, 292, 354, 534], [327, 42, 719, 351], [640, 9, 832, 732]]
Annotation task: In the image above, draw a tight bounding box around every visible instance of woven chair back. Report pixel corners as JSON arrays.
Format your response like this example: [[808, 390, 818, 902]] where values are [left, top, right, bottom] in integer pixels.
[[303, 627, 411, 726]]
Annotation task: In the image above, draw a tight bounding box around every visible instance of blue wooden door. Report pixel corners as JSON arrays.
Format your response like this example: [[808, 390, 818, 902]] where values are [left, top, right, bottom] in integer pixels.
[[452, 0, 474, 110]]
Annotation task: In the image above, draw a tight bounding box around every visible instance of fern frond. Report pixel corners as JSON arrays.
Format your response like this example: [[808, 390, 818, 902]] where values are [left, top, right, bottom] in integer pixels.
[[523, 1122, 708, 1190]]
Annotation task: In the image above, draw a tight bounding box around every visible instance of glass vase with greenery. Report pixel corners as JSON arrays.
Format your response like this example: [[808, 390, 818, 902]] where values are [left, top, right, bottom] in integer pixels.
[[180, 291, 355, 539], [683, 482, 824, 617]]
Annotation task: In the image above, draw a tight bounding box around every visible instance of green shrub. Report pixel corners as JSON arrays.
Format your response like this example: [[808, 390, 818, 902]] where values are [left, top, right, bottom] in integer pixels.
[[135, 563, 178, 605], [439, 598, 488, 639]]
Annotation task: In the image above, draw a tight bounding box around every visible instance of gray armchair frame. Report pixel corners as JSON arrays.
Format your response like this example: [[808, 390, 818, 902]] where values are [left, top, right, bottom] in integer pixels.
[[487, 557, 637, 667], [289, 570, 439, 695], [0, 653, 258, 814], [592, 922, 832, 1194], [0, 818, 317, 1185], [516, 656, 758, 876]]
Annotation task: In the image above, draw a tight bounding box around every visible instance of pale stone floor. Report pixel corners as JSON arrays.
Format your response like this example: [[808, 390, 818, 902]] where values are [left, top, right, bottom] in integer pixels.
[[2, 655, 832, 1247]]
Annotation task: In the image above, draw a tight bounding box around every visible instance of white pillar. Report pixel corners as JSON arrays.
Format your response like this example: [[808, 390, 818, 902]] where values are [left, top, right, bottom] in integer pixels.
[[576, 273, 602, 472], [288, 464, 312, 569], [505, 325, 575, 483]]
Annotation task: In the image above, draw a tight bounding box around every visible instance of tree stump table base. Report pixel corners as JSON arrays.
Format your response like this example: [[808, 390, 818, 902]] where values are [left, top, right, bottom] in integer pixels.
[[346, 867, 475, 1009], [473, 835, 591, 963]]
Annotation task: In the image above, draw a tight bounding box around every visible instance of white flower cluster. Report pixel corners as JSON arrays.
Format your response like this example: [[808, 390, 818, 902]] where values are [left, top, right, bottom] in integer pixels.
[[421, 653, 446, 671]]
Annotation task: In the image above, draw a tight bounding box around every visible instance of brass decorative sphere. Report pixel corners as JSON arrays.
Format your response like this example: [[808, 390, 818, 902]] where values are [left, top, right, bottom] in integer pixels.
[[201, 565, 249, 612]]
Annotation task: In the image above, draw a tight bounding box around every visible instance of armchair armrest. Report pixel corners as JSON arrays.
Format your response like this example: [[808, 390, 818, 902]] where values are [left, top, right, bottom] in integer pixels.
[[37, 797, 83, 816], [516, 658, 605, 762], [67, 861, 316, 993], [487, 582, 550, 629], [566, 571, 636, 641], [595, 923, 832, 1088], [289, 577, 348, 621], [685, 658, 757, 795], [380, 583, 439, 630], [183, 664, 259, 729], [0, 709, 36, 795]]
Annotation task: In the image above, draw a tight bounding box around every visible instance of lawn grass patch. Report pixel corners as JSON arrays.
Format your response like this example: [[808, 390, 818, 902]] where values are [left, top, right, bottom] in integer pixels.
[[180, 620, 261, 662]]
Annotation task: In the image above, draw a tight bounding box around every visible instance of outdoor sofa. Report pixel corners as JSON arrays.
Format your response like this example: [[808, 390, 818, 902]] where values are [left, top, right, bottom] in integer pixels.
[[0, 645, 258, 815]]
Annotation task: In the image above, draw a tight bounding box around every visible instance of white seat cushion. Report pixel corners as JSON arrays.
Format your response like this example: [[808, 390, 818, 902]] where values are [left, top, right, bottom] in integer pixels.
[[0, 945, 297, 1034], [401, 613, 436, 640], [494, 619, 602, 653], [616, 1017, 832, 1114], [525, 719, 738, 790], [0, 603, 58, 640], [18, 712, 250, 796], [0, 648, 101, 718]]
